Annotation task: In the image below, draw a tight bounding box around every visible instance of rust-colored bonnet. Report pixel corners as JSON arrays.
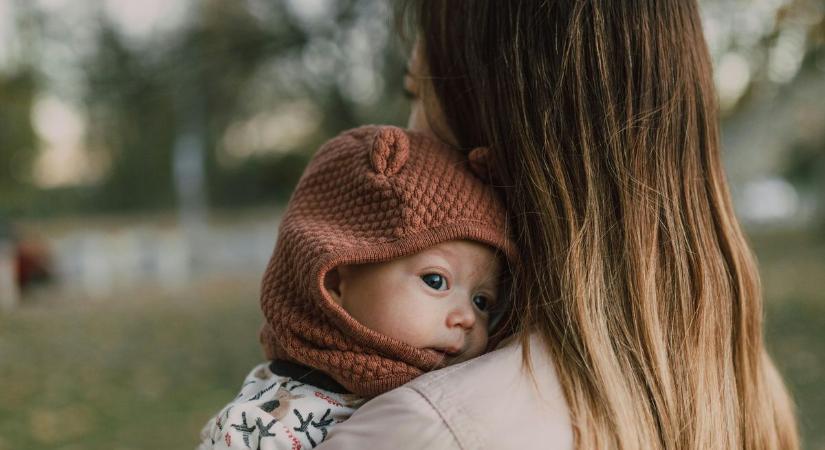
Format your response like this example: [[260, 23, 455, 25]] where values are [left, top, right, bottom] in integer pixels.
[[259, 125, 516, 397]]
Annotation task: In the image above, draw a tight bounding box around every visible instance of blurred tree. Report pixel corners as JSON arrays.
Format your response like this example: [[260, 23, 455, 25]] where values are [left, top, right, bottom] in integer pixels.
[[0, 0, 819, 218], [774, 9, 825, 228], [78, 0, 411, 212], [80, 1, 306, 211], [706, 0, 825, 228], [0, 69, 38, 212], [0, 0, 41, 214], [171, 0, 310, 207], [82, 25, 177, 210]]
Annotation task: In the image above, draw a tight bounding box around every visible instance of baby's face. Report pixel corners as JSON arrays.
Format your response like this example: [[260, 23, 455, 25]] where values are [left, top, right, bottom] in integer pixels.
[[328, 240, 502, 368]]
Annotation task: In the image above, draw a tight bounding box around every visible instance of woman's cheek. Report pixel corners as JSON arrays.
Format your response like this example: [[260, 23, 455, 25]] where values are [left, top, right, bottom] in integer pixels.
[[407, 101, 430, 134]]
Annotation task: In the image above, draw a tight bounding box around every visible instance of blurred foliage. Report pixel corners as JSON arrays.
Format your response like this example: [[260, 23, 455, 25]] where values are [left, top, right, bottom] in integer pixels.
[[210, 152, 309, 207], [782, 23, 825, 227], [708, 0, 825, 226], [83, 25, 178, 210], [0, 0, 821, 219], [0, 69, 38, 209], [0, 0, 410, 217]]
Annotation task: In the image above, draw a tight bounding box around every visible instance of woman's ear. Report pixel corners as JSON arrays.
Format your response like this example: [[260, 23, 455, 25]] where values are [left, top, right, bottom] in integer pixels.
[[324, 267, 343, 305]]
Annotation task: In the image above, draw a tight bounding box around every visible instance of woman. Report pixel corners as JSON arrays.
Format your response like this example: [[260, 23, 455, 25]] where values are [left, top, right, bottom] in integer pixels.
[[317, 1, 800, 449]]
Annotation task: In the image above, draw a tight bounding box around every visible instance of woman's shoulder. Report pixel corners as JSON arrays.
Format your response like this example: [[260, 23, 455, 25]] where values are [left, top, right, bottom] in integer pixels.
[[317, 333, 573, 450], [406, 333, 573, 449]]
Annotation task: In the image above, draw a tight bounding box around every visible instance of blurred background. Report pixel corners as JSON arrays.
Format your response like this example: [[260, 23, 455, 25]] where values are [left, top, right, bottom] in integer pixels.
[[0, 0, 822, 448]]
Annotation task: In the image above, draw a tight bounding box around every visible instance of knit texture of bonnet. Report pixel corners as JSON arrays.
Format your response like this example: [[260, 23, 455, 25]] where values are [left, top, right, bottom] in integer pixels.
[[259, 125, 516, 397]]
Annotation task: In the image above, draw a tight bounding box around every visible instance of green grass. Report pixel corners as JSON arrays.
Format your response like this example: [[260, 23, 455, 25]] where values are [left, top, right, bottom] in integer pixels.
[[754, 229, 825, 450], [0, 279, 264, 450], [0, 230, 822, 449], [765, 300, 825, 450]]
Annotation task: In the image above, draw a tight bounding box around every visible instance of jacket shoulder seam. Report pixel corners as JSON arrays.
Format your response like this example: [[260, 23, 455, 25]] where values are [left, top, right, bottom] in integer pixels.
[[405, 385, 483, 450]]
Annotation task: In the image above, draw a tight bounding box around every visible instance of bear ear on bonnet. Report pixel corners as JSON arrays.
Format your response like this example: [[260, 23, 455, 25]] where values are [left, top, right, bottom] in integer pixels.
[[468, 146, 500, 185], [370, 126, 409, 176]]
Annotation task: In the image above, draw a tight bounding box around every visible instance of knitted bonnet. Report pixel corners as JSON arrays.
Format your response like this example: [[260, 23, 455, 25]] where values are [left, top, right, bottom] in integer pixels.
[[259, 125, 516, 397]]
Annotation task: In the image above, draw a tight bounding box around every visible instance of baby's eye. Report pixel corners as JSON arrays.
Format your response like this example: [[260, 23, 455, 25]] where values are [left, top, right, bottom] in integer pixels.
[[472, 295, 490, 312], [421, 273, 447, 291]]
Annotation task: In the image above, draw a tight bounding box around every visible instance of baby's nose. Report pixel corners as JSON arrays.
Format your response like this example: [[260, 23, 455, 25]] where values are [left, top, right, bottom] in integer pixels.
[[446, 300, 477, 330]]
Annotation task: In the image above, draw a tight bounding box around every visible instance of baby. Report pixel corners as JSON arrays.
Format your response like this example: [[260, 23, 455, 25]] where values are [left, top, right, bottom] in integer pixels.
[[198, 125, 515, 449]]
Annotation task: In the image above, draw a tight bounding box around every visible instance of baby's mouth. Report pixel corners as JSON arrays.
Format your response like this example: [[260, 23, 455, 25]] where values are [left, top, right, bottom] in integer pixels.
[[424, 347, 463, 366], [442, 347, 463, 357]]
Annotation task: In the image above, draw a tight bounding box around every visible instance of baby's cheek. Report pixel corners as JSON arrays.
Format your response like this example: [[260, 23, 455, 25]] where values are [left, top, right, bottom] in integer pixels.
[[469, 329, 490, 358], [394, 323, 434, 348], [369, 308, 428, 346]]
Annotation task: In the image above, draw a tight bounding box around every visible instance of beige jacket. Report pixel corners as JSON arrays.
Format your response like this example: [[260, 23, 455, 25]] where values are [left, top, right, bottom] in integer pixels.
[[315, 333, 573, 450]]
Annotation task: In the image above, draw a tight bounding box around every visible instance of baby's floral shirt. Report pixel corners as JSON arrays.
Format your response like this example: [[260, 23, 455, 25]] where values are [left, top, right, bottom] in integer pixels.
[[198, 362, 364, 450]]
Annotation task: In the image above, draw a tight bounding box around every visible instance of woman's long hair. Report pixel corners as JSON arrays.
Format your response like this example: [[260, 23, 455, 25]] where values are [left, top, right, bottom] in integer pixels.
[[402, 1, 799, 449]]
